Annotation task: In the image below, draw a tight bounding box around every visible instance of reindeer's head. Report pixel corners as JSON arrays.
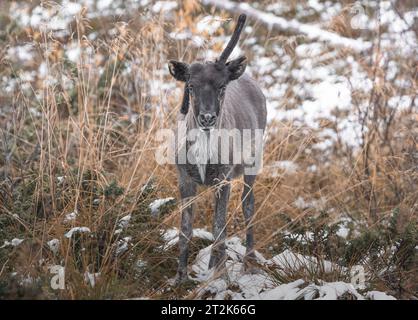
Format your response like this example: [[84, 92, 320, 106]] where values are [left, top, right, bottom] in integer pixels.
[[168, 14, 247, 131]]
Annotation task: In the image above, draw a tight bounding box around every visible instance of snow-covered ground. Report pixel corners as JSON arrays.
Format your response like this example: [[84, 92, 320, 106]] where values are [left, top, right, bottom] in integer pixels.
[[161, 228, 396, 300]]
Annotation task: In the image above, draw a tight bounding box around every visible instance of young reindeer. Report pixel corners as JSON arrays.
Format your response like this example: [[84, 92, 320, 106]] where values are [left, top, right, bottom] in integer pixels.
[[168, 14, 267, 284]]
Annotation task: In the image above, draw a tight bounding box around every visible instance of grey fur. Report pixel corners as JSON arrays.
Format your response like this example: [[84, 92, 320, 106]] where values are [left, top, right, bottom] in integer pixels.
[[168, 15, 267, 284]]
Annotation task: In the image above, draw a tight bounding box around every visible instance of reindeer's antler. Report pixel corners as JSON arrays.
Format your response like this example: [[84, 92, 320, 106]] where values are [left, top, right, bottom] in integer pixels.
[[217, 14, 247, 64]]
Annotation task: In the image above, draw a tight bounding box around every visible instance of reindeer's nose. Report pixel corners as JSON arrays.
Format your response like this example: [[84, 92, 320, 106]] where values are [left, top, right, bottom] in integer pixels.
[[198, 113, 217, 127]]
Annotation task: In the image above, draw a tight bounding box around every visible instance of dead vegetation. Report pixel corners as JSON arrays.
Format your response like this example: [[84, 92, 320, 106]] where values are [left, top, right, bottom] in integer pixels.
[[0, 0, 417, 299]]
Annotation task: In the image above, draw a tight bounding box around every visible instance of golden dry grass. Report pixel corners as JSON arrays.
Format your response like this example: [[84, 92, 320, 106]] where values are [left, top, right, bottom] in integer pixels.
[[0, 0, 417, 299]]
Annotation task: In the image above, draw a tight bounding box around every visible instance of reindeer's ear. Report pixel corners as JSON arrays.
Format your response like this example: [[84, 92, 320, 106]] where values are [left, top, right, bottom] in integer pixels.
[[226, 56, 247, 80], [168, 60, 189, 82]]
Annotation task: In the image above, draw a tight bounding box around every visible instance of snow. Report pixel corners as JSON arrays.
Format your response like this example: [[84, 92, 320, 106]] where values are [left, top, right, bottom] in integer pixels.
[[66, 46, 81, 63], [337, 225, 350, 239], [64, 227, 91, 238], [299, 281, 364, 300], [149, 197, 175, 217], [3, 0, 415, 301], [62, 1, 83, 16], [388, 95, 413, 111], [366, 291, 396, 300], [268, 249, 338, 273], [260, 279, 305, 300], [169, 30, 192, 41], [254, 57, 276, 75], [7, 44, 34, 62], [190, 236, 273, 298], [64, 210, 78, 223], [165, 231, 397, 300], [1, 238, 24, 248], [202, 0, 372, 52], [10, 1, 82, 32], [265, 2, 291, 15], [47, 239, 60, 254], [56, 176, 65, 184], [302, 80, 352, 126], [335, 216, 358, 239], [118, 214, 131, 229], [115, 237, 132, 256], [151, 1, 177, 13], [161, 227, 215, 250], [97, 0, 113, 11], [194, 229, 216, 242], [222, 0, 417, 153], [281, 231, 315, 245], [7, 0, 407, 157]]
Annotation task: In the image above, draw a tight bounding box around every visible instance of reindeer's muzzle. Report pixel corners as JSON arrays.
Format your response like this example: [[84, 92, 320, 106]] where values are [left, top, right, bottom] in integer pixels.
[[198, 113, 217, 130]]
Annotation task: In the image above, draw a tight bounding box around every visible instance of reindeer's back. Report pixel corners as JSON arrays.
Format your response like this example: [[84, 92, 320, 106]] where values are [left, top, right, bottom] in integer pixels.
[[223, 74, 267, 130]]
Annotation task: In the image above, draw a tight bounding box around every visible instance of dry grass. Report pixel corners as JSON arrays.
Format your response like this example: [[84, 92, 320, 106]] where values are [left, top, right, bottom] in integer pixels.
[[0, 0, 417, 299]]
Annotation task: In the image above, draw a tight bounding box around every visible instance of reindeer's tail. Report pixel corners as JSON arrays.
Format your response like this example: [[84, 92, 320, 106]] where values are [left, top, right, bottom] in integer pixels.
[[218, 14, 247, 64]]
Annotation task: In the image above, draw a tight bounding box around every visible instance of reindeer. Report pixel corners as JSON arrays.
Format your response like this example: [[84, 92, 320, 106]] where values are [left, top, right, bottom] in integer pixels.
[[168, 14, 267, 284]]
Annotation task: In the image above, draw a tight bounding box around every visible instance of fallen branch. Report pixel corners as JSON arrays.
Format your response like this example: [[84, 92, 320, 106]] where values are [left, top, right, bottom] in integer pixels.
[[202, 0, 372, 53]]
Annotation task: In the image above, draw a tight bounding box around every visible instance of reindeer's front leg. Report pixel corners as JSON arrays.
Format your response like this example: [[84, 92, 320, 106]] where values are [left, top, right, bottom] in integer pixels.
[[209, 180, 231, 272], [175, 176, 196, 284]]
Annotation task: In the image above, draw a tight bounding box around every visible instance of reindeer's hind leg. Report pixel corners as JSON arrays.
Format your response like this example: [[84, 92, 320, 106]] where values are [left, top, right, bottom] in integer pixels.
[[242, 175, 256, 270], [175, 172, 196, 285]]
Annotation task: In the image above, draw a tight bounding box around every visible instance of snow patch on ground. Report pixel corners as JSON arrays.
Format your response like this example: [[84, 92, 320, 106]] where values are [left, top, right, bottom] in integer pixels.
[[161, 227, 214, 250], [161, 229, 395, 300], [149, 197, 175, 217], [47, 239, 60, 254], [268, 249, 340, 273], [64, 210, 78, 223], [366, 291, 396, 300], [115, 237, 132, 256], [64, 227, 91, 238], [1, 238, 24, 248], [115, 214, 132, 234]]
